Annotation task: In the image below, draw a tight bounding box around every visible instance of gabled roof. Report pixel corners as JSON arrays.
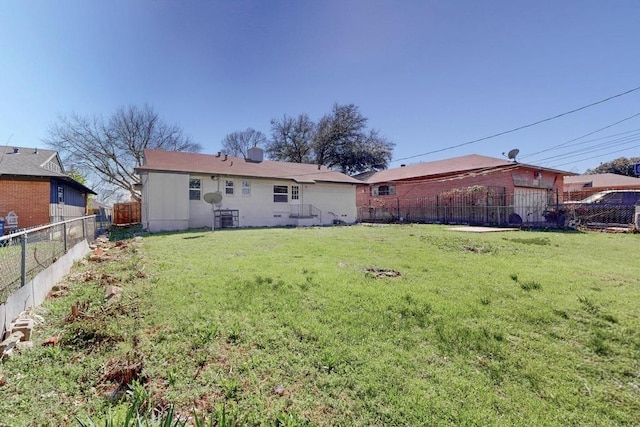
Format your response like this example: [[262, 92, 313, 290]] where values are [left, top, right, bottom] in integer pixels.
[[564, 173, 640, 189], [0, 146, 96, 194], [137, 149, 362, 184], [360, 154, 570, 184], [0, 146, 65, 177]]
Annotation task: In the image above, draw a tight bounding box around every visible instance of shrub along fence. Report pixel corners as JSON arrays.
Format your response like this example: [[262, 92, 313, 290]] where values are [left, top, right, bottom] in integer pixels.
[[358, 188, 563, 227], [0, 216, 108, 337]]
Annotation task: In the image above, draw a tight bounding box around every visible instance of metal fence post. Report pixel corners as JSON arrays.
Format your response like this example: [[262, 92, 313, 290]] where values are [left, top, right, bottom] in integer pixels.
[[21, 233, 27, 288], [63, 222, 68, 252]]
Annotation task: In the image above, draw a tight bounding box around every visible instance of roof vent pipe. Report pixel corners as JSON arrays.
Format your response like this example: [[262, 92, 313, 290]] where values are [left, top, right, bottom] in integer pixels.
[[224, 154, 228, 161], [216, 151, 221, 157], [401, 164, 406, 167], [13, 147, 19, 154]]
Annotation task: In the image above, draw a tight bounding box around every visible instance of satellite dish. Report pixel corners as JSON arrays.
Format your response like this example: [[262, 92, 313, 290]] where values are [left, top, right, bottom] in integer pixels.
[[203, 192, 223, 204], [203, 192, 223, 231], [506, 148, 519, 162]]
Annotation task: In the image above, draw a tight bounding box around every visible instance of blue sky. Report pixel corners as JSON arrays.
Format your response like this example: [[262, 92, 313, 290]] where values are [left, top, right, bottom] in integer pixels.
[[2, 0, 640, 175]]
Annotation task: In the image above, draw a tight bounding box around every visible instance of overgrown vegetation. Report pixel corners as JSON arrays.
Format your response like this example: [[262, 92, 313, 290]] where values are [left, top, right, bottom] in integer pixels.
[[1, 225, 639, 425]]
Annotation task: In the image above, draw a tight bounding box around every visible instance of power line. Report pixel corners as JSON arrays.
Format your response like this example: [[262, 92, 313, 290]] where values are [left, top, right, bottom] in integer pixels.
[[547, 144, 640, 169], [392, 84, 640, 163], [520, 111, 640, 161], [533, 135, 640, 164]]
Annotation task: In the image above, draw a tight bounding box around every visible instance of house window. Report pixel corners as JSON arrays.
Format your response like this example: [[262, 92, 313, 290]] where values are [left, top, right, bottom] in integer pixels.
[[291, 185, 299, 200], [373, 184, 396, 196], [242, 180, 251, 196], [273, 185, 288, 202], [57, 185, 64, 203], [225, 180, 234, 195], [189, 178, 201, 200]]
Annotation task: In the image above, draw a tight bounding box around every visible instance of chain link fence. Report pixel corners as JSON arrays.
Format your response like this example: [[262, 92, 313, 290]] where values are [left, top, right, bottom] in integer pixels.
[[0, 216, 106, 304], [562, 190, 640, 227]]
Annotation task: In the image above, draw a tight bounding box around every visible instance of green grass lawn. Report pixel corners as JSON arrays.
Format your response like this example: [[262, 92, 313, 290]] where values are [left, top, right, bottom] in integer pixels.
[[1, 225, 639, 426]]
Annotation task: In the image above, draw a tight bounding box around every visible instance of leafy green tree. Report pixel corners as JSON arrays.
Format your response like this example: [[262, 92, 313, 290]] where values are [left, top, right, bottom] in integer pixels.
[[267, 114, 315, 163], [265, 104, 394, 175], [67, 168, 86, 185], [313, 104, 394, 175], [585, 156, 640, 176]]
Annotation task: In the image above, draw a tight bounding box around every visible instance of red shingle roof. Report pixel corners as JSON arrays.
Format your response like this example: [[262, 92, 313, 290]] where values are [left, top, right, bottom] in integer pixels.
[[361, 154, 568, 184], [136, 149, 361, 184], [564, 173, 640, 189]]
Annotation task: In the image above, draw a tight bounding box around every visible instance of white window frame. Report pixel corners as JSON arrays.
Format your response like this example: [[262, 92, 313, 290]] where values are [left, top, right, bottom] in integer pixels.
[[242, 180, 251, 197], [372, 184, 396, 196], [273, 185, 288, 203], [291, 185, 299, 201], [189, 178, 201, 200], [225, 180, 234, 196]]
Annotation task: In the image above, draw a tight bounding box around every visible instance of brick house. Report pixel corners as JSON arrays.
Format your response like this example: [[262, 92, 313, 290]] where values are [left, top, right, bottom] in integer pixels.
[[563, 173, 640, 201], [356, 154, 571, 225], [0, 146, 95, 232]]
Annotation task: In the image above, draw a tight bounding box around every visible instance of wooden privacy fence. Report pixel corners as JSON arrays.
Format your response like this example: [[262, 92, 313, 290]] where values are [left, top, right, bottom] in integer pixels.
[[113, 202, 141, 225]]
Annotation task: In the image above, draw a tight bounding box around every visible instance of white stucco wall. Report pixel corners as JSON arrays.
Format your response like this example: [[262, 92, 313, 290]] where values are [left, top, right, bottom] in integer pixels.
[[141, 171, 190, 232], [188, 175, 357, 228], [143, 171, 357, 231]]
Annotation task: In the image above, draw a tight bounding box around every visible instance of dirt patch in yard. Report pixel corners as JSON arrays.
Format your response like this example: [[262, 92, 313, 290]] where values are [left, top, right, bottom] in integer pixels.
[[364, 267, 403, 279]]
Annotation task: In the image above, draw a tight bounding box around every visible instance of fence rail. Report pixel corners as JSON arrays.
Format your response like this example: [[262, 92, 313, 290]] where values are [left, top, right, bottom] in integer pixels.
[[358, 189, 563, 227], [0, 215, 108, 304]]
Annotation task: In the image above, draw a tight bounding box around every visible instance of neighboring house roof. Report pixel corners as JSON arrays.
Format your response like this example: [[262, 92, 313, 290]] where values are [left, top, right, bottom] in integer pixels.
[[89, 199, 112, 210], [359, 154, 571, 184], [564, 173, 640, 190], [0, 146, 96, 194], [0, 146, 65, 176], [137, 149, 362, 184]]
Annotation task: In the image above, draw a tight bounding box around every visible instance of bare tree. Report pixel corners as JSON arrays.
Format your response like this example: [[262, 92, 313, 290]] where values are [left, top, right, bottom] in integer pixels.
[[221, 128, 267, 159], [45, 105, 200, 201], [266, 114, 315, 163]]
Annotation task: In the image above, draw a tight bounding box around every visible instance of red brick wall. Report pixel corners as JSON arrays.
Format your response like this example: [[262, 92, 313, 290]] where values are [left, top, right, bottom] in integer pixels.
[[0, 177, 50, 229], [356, 166, 565, 208]]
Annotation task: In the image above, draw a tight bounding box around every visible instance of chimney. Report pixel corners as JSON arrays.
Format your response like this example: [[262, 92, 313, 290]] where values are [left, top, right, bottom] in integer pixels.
[[247, 146, 264, 163]]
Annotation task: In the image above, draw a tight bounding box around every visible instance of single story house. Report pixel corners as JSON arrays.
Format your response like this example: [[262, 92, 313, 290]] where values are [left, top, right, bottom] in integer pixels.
[[135, 147, 361, 232], [564, 173, 640, 201], [356, 154, 571, 225], [0, 146, 96, 232]]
